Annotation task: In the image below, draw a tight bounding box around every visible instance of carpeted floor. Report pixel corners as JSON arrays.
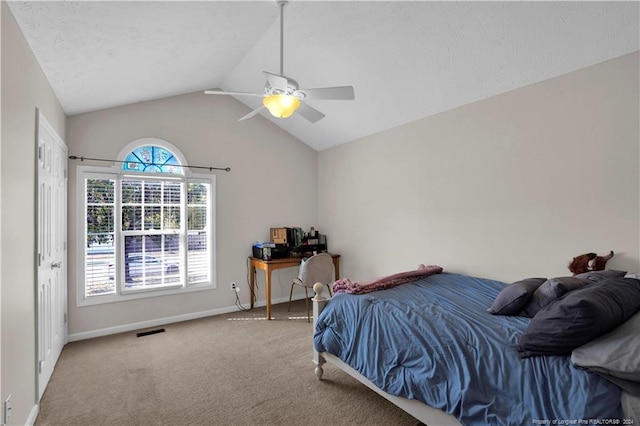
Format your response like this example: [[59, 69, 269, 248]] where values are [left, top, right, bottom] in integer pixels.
[[35, 299, 420, 426]]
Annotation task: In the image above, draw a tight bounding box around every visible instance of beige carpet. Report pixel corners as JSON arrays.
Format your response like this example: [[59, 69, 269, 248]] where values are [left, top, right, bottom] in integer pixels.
[[36, 299, 420, 426]]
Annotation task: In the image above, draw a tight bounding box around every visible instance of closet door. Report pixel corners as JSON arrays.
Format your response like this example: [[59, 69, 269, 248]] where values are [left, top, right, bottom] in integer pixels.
[[36, 111, 68, 399]]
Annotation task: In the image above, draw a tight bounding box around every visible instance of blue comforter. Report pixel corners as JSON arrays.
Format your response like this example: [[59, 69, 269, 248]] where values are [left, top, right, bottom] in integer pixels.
[[314, 272, 622, 425]]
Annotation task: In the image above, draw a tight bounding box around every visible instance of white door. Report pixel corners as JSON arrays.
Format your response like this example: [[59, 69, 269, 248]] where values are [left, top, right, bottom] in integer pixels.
[[36, 111, 68, 399]]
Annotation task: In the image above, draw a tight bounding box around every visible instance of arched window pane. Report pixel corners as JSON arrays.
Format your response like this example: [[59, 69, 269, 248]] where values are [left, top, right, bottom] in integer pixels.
[[80, 139, 215, 305], [122, 146, 183, 174]]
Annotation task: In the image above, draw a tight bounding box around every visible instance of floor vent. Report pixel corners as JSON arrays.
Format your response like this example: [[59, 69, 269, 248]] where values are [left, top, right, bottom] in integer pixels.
[[136, 328, 165, 338]]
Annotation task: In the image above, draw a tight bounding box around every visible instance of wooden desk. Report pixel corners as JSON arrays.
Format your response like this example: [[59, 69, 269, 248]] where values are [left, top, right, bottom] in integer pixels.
[[249, 254, 340, 320]]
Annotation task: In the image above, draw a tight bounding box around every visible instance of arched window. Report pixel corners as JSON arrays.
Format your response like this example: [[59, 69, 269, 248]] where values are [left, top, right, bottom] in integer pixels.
[[77, 138, 216, 305], [121, 145, 183, 174]]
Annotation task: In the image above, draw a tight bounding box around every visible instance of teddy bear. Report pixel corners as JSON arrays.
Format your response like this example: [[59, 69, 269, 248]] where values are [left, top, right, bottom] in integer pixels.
[[568, 251, 614, 275]]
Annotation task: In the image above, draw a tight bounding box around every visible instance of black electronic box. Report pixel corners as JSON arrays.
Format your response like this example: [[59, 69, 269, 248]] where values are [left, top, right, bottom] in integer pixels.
[[252, 243, 290, 260]]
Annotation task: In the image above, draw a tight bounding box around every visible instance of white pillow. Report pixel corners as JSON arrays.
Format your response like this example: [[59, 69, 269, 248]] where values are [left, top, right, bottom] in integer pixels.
[[625, 272, 640, 279]]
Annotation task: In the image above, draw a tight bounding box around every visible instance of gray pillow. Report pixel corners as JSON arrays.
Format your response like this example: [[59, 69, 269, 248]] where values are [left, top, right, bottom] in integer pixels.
[[572, 311, 640, 396], [520, 277, 588, 318], [575, 269, 627, 283], [621, 391, 640, 424], [518, 277, 640, 358], [487, 278, 546, 316]]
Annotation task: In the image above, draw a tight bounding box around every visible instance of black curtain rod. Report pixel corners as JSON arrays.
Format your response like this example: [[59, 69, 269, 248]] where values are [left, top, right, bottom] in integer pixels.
[[68, 155, 231, 172]]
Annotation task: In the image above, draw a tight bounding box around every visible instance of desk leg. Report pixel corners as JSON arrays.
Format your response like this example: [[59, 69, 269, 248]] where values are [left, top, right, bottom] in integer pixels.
[[265, 266, 272, 320], [333, 259, 340, 281], [250, 264, 256, 309]]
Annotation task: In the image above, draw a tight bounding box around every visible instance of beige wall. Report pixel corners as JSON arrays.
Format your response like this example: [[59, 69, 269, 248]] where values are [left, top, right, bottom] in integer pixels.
[[1, 2, 67, 424], [66, 91, 318, 337], [3, 1, 639, 421], [319, 52, 640, 283]]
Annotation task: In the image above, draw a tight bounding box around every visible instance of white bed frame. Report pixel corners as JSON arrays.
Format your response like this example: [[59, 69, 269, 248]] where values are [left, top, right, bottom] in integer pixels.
[[312, 283, 461, 426]]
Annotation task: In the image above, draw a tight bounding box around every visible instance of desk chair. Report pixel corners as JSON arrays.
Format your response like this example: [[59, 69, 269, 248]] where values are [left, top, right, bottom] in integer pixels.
[[288, 253, 335, 322]]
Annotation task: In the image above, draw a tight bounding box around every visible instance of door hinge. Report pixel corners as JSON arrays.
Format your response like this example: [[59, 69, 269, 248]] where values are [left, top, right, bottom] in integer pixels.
[[64, 313, 67, 323], [38, 361, 43, 374], [38, 253, 42, 267]]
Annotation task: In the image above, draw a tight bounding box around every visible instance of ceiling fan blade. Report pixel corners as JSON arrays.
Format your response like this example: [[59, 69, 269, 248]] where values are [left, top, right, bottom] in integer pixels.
[[263, 71, 288, 92], [296, 102, 325, 123], [238, 106, 266, 121], [298, 86, 355, 101], [204, 89, 263, 97]]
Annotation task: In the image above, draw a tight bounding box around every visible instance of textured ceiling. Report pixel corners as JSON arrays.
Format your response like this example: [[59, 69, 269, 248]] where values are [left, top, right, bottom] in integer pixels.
[[7, 1, 640, 151]]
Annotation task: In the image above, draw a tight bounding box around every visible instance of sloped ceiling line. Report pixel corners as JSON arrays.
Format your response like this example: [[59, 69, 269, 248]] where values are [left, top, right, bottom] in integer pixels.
[[8, 1, 639, 151]]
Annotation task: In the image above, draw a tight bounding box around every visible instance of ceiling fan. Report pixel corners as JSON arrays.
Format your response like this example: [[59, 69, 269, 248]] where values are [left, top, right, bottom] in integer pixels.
[[204, 0, 355, 123]]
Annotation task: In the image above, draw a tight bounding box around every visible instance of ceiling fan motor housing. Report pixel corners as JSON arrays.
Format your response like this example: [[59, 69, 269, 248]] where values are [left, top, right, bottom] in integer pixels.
[[265, 78, 306, 99]]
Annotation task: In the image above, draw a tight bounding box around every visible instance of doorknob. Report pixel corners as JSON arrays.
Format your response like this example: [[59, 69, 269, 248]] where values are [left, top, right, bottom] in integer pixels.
[[51, 261, 63, 269]]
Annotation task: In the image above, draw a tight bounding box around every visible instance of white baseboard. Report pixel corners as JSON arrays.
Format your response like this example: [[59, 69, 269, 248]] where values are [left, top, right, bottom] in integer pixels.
[[26, 404, 39, 426], [67, 293, 308, 342]]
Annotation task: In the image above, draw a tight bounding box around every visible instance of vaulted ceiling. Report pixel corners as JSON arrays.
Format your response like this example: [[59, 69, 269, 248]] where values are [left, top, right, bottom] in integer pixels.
[[8, 1, 639, 151]]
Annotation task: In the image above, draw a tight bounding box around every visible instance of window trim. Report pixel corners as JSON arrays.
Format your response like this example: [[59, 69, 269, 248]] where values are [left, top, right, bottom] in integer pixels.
[[75, 140, 216, 307]]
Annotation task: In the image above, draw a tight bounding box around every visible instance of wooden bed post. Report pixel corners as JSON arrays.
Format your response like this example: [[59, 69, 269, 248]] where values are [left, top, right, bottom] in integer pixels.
[[312, 282, 328, 380]]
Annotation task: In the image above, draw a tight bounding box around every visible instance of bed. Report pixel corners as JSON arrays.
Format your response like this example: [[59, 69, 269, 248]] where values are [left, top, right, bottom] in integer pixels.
[[312, 270, 640, 425]]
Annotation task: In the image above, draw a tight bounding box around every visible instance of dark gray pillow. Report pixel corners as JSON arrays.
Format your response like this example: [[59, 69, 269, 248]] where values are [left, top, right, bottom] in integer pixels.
[[574, 269, 627, 283], [518, 277, 640, 358], [553, 276, 591, 291], [520, 277, 588, 317], [487, 278, 546, 316]]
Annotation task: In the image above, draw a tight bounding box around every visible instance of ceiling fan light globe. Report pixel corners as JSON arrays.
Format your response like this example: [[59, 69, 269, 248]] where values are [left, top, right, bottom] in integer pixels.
[[263, 94, 300, 119]]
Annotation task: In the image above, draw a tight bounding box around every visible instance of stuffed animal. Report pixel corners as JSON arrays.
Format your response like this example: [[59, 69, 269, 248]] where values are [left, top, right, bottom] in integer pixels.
[[568, 251, 614, 275]]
